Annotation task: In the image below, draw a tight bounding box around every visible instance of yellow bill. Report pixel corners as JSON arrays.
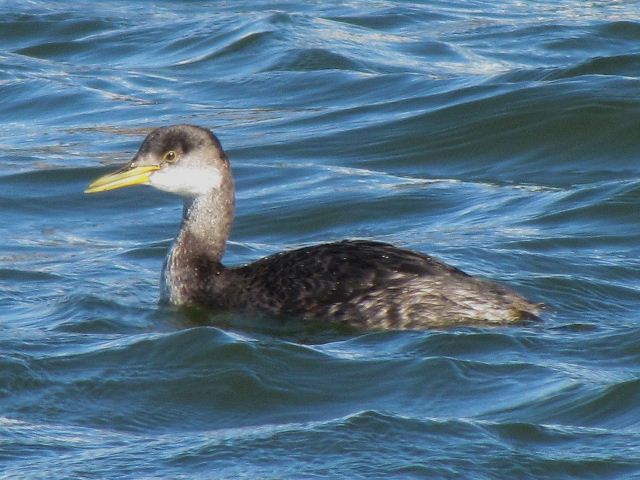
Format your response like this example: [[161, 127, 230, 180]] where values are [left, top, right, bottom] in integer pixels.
[[85, 165, 160, 194]]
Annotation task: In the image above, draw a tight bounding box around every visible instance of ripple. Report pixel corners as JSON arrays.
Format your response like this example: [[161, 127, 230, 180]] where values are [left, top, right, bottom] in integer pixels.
[[3, 1, 640, 478]]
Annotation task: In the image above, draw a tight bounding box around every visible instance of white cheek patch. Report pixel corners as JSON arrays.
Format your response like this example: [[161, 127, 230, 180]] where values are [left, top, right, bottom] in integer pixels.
[[150, 166, 223, 197]]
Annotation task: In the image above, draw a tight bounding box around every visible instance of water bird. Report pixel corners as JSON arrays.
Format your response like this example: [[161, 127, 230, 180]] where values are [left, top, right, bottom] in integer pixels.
[[85, 125, 542, 329]]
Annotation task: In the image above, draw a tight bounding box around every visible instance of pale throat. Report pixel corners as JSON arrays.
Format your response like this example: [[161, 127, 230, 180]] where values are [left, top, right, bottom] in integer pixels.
[[150, 165, 223, 197]]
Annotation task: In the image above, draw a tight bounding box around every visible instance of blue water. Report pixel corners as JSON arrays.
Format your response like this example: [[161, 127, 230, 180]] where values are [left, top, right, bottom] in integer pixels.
[[2, 1, 640, 478]]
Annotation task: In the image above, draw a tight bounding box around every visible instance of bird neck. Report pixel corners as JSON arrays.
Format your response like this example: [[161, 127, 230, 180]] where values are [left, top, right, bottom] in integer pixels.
[[180, 188, 234, 261], [162, 176, 235, 305]]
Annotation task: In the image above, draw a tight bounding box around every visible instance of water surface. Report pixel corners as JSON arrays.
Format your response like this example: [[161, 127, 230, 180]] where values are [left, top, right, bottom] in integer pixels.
[[1, 1, 640, 478]]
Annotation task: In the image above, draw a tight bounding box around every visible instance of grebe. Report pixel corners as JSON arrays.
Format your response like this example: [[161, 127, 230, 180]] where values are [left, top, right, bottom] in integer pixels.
[[86, 125, 542, 329]]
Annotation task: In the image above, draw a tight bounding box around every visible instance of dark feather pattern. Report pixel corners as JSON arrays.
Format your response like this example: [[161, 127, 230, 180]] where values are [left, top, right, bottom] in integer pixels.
[[211, 240, 541, 329]]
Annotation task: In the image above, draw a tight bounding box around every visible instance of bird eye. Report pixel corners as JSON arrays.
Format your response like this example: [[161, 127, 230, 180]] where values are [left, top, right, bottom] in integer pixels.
[[163, 151, 177, 163]]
